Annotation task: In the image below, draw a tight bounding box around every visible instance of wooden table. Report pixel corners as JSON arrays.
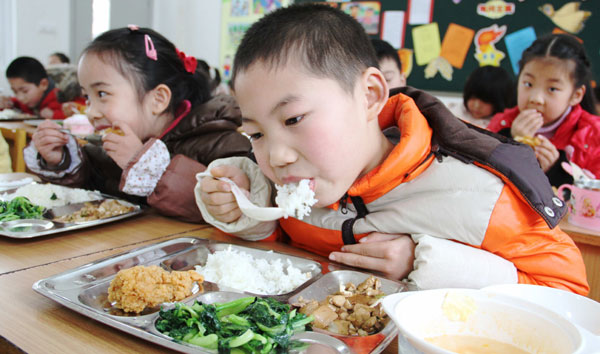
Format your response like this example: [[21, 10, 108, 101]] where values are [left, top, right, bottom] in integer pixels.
[[560, 218, 600, 302], [0, 212, 208, 275], [0, 215, 398, 354]]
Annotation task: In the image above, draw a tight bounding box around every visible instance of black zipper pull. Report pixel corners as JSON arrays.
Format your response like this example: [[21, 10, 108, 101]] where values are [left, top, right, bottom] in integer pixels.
[[339, 193, 349, 215]]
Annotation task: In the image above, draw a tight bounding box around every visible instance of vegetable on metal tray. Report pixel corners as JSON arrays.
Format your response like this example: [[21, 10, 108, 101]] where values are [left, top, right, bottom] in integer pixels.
[[155, 296, 314, 353], [0, 196, 45, 222]]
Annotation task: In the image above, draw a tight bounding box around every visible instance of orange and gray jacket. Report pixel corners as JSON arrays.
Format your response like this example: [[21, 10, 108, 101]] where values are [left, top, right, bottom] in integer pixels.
[[196, 87, 589, 295]]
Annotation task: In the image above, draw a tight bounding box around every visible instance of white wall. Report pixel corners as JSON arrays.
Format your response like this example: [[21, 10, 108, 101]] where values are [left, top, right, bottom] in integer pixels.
[[1, 0, 224, 93], [152, 0, 222, 69], [0, 0, 71, 93]]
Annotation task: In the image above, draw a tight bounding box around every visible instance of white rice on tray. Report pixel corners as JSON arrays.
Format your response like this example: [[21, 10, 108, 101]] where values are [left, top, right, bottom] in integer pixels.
[[194, 246, 312, 295], [2, 183, 102, 209]]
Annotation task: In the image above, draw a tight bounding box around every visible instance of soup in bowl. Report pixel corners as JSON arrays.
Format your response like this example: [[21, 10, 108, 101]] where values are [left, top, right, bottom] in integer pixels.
[[381, 288, 599, 354]]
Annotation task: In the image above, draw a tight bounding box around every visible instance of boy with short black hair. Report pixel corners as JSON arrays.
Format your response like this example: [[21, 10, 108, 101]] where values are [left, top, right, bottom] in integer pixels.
[[0, 56, 65, 119], [371, 38, 405, 89], [196, 4, 588, 294]]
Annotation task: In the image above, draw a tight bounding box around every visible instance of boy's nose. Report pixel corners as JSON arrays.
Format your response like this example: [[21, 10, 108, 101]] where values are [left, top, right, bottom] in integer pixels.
[[268, 139, 297, 168]]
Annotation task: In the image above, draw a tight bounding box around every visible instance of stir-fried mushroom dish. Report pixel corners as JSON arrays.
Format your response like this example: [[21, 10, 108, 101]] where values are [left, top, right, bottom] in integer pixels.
[[293, 276, 389, 336], [55, 199, 134, 223]]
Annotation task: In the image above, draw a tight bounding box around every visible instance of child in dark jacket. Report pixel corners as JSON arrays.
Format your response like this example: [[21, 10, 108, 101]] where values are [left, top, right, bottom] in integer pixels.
[[25, 27, 251, 222], [488, 34, 600, 187], [0, 57, 66, 119]]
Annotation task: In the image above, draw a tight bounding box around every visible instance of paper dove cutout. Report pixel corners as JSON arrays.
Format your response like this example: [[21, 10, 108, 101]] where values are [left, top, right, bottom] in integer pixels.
[[425, 56, 453, 81], [539, 2, 591, 34]]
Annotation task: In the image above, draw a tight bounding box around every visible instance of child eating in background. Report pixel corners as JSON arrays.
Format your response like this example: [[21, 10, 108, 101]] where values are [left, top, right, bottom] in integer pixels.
[[371, 38, 405, 89], [488, 34, 599, 187], [25, 27, 251, 222], [459, 65, 514, 128], [0, 57, 66, 119], [196, 4, 588, 294]]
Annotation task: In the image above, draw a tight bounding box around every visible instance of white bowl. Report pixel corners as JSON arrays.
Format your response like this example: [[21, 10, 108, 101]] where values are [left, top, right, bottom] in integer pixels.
[[382, 288, 600, 354], [482, 284, 600, 335]]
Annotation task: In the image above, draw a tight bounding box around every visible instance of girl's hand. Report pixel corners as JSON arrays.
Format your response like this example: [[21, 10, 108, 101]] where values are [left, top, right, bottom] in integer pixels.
[[40, 108, 54, 120], [0, 96, 13, 109], [534, 135, 559, 172], [329, 233, 415, 280], [511, 109, 543, 138], [32, 120, 69, 166], [199, 165, 250, 223], [102, 122, 143, 169]]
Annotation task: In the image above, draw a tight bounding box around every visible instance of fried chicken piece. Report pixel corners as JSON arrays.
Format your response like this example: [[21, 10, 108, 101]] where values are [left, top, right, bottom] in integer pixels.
[[108, 265, 203, 313]]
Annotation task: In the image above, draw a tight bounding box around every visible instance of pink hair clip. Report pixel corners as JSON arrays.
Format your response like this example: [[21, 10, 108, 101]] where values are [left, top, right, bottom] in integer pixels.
[[144, 34, 158, 61], [127, 24, 139, 31]]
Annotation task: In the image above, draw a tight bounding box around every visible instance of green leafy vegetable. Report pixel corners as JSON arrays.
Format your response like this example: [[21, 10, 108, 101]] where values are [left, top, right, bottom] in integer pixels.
[[156, 296, 313, 353], [0, 196, 45, 222]]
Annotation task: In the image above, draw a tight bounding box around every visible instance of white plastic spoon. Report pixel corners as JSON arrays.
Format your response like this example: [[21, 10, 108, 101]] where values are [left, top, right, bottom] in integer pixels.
[[196, 172, 285, 221]]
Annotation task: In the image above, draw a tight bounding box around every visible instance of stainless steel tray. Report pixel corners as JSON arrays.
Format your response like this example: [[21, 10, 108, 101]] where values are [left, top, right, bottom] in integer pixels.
[[0, 195, 144, 239], [33, 237, 406, 353]]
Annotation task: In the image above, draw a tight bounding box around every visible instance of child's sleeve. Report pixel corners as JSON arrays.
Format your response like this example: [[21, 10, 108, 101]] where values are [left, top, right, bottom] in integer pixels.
[[194, 156, 279, 241], [23, 135, 84, 179]]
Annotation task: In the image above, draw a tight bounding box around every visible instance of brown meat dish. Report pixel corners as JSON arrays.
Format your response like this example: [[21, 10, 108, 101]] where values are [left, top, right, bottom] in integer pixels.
[[294, 276, 389, 336], [108, 265, 204, 313]]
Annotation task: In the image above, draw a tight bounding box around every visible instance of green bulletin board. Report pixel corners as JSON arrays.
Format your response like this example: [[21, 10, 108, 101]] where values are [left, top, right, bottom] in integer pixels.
[[295, 0, 599, 93]]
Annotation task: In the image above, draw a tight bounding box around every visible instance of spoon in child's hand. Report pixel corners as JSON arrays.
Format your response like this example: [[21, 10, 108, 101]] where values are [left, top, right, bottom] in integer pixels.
[[196, 171, 285, 221]]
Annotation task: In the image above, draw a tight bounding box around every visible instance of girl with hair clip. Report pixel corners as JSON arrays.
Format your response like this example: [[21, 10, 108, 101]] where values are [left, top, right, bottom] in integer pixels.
[[25, 26, 251, 222], [488, 33, 600, 187]]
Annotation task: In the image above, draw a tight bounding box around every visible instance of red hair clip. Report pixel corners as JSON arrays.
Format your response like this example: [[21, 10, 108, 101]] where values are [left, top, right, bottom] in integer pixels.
[[175, 48, 197, 74], [145, 34, 158, 61]]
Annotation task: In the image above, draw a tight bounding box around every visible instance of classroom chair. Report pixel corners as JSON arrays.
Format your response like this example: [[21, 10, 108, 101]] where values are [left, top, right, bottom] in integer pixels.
[[1, 127, 27, 172]]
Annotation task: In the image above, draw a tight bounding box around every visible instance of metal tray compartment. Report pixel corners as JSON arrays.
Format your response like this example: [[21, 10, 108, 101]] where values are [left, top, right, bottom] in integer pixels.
[[288, 270, 405, 354], [33, 237, 361, 353], [162, 243, 322, 300], [0, 197, 144, 238]]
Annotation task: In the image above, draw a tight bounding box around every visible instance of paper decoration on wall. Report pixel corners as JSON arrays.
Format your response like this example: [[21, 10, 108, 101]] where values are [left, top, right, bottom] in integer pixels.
[[440, 23, 475, 69], [341, 2, 381, 35], [425, 56, 453, 81], [476, 1, 515, 19], [398, 48, 414, 78], [412, 23, 441, 66], [381, 11, 405, 49], [253, 0, 285, 15], [408, 0, 434, 25], [324, 1, 339, 8], [231, 0, 250, 16], [504, 26, 536, 74], [539, 2, 591, 34], [473, 24, 506, 66]]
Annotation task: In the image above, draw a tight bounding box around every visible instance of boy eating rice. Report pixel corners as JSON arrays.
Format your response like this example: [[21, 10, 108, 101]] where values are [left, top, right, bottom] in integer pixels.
[[196, 4, 588, 294]]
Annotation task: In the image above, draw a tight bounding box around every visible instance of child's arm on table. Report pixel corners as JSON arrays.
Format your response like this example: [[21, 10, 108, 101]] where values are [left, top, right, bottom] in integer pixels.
[[329, 233, 415, 280]]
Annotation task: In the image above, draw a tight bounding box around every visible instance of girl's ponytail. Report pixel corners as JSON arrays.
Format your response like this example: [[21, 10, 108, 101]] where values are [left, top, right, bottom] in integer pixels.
[[519, 34, 597, 115]]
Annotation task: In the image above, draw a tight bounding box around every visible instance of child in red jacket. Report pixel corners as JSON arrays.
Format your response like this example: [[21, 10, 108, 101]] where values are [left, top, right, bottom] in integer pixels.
[[488, 34, 600, 187], [0, 57, 65, 119]]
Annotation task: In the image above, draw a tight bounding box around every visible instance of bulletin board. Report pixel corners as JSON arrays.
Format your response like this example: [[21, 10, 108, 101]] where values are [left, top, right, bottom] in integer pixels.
[[295, 0, 600, 93]]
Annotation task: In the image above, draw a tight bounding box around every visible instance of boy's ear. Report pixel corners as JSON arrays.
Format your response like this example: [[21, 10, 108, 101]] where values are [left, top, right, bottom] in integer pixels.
[[361, 67, 389, 122], [38, 78, 49, 91], [149, 84, 172, 115], [569, 85, 586, 106]]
